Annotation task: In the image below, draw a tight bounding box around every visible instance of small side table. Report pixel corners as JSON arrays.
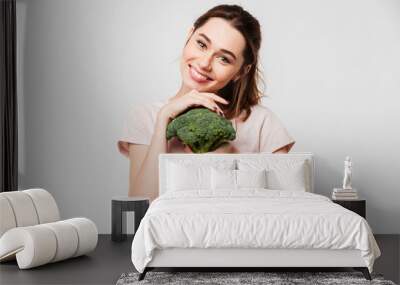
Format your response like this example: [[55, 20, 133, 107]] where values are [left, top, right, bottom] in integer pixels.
[[111, 196, 149, 242], [332, 199, 366, 219]]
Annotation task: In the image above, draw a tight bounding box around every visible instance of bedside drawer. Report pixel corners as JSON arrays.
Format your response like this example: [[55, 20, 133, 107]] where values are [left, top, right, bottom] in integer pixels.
[[332, 199, 366, 219]]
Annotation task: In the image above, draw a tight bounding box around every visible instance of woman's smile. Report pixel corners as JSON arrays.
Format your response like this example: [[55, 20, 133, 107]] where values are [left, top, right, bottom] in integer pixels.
[[188, 64, 213, 84]]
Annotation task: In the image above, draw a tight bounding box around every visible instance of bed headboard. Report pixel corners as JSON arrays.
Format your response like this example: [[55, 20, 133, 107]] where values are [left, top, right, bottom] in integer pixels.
[[158, 152, 315, 195]]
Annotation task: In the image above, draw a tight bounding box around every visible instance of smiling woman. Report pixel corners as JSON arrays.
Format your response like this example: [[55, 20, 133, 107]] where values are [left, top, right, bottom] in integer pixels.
[[117, 4, 295, 200], [183, 20, 246, 90]]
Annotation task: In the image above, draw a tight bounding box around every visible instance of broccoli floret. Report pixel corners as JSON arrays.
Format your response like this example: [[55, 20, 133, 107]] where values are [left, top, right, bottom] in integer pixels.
[[166, 107, 236, 153]]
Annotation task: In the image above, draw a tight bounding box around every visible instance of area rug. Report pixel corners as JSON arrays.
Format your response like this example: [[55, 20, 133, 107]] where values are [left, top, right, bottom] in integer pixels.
[[116, 271, 397, 285]]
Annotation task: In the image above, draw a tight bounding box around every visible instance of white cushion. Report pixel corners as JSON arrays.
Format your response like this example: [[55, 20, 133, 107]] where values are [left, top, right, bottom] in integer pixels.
[[0, 188, 60, 237], [63, 218, 98, 257], [266, 163, 307, 191], [0, 191, 40, 227], [166, 159, 235, 192], [23, 188, 60, 223], [211, 168, 267, 190], [211, 168, 236, 190], [0, 226, 57, 268], [167, 162, 211, 191], [237, 158, 310, 192], [41, 221, 79, 262], [237, 169, 267, 188], [0, 196, 16, 237]]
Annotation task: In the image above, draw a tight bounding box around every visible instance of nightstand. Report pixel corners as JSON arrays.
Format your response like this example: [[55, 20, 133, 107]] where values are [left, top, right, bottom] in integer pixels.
[[332, 199, 366, 219], [111, 196, 149, 242]]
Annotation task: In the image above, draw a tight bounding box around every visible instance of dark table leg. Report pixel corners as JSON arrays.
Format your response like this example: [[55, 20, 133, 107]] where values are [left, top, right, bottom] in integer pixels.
[[112, 201, 127, 242]]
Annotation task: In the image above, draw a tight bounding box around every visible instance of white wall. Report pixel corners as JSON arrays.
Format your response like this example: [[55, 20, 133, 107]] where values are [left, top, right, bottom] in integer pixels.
[[16, 0, 400, 234]]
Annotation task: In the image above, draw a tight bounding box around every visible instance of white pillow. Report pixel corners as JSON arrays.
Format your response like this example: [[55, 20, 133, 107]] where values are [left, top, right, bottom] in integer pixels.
[[211, 168, 236, 190], [166, 159, 236, 192], [237, 169, 267, 188], [167, 162, 210, 191], [211, 168, 267, 190], [237, 159, 309, 192], [266, 163, 306, 191]]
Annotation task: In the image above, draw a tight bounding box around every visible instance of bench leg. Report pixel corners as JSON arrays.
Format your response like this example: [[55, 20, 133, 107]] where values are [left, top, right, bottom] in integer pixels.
[[354, 267, 371, 280]]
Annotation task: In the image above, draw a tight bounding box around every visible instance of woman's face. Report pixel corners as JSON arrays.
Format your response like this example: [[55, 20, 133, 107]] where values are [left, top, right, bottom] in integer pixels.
[[180, 17, 247, 93]]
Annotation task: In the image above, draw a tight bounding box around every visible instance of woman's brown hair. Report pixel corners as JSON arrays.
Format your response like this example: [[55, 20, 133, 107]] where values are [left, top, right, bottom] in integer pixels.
[[189, 4, 265, 122]]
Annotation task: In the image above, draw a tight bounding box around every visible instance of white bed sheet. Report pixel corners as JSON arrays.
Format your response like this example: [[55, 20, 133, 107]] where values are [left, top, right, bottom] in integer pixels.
[[131, 189, 381, 273]]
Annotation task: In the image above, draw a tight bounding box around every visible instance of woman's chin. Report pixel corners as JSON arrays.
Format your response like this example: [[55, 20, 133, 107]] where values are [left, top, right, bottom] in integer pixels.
[[191, 85, 216, 93], [184, 78, 217, 93]]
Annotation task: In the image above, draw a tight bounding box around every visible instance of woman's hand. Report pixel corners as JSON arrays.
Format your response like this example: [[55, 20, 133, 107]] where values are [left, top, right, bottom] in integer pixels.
[[209, 142, 238, 154], [158, 89, 229, 122], [183, 142, 237, 154]]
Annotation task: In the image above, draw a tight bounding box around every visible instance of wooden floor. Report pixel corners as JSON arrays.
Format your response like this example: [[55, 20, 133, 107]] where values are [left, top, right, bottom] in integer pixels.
[[0, 234, 398, 285]]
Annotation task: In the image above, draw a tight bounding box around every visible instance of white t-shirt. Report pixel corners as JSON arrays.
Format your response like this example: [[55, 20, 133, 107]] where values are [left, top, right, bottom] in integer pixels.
[[117, 99, 295, 157]]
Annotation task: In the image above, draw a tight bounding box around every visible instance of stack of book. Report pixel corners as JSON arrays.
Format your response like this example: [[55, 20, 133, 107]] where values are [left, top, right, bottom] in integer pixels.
[[332, 188, 358, 200]]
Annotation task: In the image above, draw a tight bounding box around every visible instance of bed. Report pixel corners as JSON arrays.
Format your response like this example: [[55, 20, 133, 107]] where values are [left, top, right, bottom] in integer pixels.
[[130, 153, 381, 281]]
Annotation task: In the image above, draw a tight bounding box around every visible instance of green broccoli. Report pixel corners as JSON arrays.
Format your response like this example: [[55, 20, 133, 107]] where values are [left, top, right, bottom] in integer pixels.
[[166, 107, 236, 153]]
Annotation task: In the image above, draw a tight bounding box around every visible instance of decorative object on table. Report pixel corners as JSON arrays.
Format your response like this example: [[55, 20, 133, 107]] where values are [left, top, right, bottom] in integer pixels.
[[111, 196, 149, 242], [343, 156, 353, 190], [332, 199, 366, 219], [0, 188, 98, 269], [332, 156, 358, 200], [116, 271, 394, 285], [166, 107, 236, 153]]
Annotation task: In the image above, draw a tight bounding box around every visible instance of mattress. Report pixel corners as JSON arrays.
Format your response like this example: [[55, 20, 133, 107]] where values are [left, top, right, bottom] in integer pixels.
[[131, 189, 381, 273]]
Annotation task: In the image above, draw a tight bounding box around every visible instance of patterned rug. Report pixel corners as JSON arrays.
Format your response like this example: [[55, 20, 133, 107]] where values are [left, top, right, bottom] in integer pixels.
[[116, 271, 397, 285]]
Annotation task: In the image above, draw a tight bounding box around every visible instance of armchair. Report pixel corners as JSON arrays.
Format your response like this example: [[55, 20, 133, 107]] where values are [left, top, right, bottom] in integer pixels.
[[0, 188, 98, 269]]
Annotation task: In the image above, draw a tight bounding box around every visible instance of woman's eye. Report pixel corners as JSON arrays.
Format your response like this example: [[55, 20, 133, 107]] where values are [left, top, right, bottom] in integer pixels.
[[220, 56, 230, 64], [196, 40, 206, 48], [196, 40, 230, 64]]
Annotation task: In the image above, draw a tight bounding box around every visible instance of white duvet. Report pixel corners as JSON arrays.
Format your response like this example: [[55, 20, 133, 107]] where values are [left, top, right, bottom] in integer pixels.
[[131, 189, 381, 273]]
